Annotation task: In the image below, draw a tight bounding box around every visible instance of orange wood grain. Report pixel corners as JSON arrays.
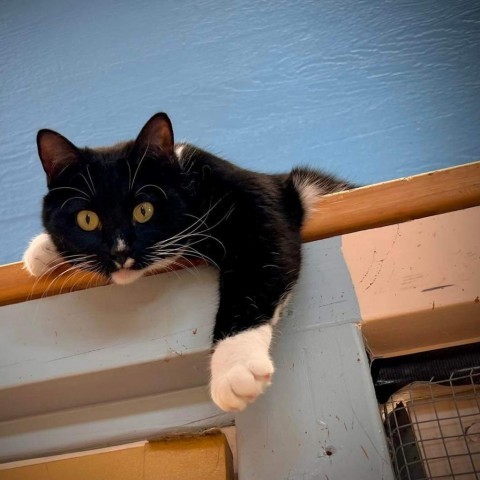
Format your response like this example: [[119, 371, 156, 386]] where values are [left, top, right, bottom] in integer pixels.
[[0, 258, 204, 307], [302, 161, 480, 242]]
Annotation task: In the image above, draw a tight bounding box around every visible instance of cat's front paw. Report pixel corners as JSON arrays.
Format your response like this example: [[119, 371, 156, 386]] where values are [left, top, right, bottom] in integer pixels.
[[23, 233, 61, 277], [210, 325, 274, 412]]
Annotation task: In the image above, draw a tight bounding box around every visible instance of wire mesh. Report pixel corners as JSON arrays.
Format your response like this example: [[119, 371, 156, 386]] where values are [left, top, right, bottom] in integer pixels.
[[383, 367, 480, 480]]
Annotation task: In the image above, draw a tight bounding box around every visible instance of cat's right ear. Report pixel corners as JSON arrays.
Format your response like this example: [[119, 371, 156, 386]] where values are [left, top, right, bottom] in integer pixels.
[[134, 112, 174, 159], [37, 129, 80, 181]]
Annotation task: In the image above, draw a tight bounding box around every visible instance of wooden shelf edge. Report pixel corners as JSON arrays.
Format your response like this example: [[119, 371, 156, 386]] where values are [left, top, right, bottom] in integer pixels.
[[0, 258, 204, 308], [1, 161, 479, 307], [302, 161, 480, 242]]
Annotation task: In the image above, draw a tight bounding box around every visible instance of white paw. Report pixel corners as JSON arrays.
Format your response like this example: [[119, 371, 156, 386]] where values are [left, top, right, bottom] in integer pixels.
[[210, 324, 274, 412], [22, 233, 61, 277]]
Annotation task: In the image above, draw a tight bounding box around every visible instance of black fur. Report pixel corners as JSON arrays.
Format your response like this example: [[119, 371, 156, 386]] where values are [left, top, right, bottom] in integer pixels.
[[37, 113, 352, 342]]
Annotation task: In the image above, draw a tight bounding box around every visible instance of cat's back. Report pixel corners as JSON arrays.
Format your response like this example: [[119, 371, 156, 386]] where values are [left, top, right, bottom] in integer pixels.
[[175, 143, 353, 223]]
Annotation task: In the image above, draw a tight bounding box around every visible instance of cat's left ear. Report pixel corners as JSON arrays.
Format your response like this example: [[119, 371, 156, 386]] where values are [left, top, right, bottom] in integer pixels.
[[134, 112, 174, 158], [37, 129, 81, 181]]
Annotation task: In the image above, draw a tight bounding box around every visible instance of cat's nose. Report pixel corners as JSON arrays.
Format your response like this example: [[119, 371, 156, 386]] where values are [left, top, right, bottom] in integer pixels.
[[110, 240, 132, 268], [112, 251, 130, 267]]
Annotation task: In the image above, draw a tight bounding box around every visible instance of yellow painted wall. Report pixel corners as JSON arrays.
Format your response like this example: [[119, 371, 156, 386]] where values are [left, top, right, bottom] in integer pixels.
[[0, 433, 233, 480]]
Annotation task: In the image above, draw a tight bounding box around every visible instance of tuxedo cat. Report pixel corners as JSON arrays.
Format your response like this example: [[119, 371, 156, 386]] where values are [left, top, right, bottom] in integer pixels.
[[23, 113, 352, 412]]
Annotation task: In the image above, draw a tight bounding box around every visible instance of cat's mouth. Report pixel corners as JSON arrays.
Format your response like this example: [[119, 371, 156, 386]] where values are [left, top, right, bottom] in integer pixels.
[[111, 267, 145, 285], [110, 254, 183, 285]]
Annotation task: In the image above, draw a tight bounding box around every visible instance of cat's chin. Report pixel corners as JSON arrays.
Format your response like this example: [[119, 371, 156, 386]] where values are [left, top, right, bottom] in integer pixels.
[[110, 255, 182, 285], [110, 268, 145, 285]]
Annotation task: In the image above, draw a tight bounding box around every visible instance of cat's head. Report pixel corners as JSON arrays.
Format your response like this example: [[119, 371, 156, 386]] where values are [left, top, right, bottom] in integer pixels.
[[37, 113, 194, 285]]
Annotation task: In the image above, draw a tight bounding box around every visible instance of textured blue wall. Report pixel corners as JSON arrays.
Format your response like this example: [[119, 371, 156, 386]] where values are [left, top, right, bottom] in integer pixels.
[[1, 0, 479, 263]]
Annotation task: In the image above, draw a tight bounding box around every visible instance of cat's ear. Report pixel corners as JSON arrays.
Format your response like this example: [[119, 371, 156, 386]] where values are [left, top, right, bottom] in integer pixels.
[[37, 129, 81, 180], [134, 112, 174, 158]]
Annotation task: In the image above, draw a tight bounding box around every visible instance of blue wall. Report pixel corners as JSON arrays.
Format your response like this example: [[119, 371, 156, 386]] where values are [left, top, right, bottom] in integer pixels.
[[1, 0, 479, 264]]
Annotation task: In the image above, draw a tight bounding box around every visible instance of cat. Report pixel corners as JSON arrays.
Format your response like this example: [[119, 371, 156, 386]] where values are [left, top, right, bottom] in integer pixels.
[[23, 113, 353, 412]]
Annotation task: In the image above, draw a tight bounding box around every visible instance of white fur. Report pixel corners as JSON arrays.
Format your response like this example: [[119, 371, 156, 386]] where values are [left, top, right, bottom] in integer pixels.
[[123, 257, 135, 268], [174, 144, 185, 160], [23, 232, 182, 286], [297, 183, 322, 219], [115, 238, 127, 252], [22, 233, 62, 276], [292, 175, 350, 220], [110, 255, 181, 285], [271, 292, 291, 326], [210, 324, 274, 412], [110, 267, 144, 285]]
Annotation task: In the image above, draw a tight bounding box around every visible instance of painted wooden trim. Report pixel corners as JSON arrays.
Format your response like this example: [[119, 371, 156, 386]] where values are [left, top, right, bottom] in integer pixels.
[[0, 432, 234, 480], [1, 161, 479, 307]]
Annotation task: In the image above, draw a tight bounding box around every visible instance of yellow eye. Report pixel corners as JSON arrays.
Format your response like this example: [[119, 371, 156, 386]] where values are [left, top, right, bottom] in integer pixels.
[[133, 202, 154, 223], [76, 210, 101, 231]]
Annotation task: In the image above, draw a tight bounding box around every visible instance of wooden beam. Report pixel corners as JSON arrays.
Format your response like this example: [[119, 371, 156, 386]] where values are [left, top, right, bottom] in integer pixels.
[[302, 161, 480, 242], [0, 258, 201, 307], [1, 161, 479, 307], [0, 262, 108, 307], [0, 433, 234, 480]]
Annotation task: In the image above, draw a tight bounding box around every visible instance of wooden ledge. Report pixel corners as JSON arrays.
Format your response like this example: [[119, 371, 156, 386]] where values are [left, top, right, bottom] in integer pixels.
[[302, 160, 480, 242], [0, 161, 479, 307]]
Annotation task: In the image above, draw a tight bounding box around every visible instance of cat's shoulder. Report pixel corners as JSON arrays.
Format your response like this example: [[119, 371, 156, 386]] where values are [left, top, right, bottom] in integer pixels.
[[174, 143, 236, 173], [174, 142, 211, 170]]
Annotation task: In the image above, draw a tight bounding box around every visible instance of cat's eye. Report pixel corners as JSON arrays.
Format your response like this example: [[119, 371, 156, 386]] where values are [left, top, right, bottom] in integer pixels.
[[133, 202, 154, 223], [77, 210, 101, 231]]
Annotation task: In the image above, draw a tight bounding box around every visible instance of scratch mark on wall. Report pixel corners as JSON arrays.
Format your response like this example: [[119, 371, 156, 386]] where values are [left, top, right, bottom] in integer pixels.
[[319, 300, 347, 308], [360, 249, 377, 284], [421, 284, 454, 292], [366, 225, 400, 290], [361, 445, 369, 459]]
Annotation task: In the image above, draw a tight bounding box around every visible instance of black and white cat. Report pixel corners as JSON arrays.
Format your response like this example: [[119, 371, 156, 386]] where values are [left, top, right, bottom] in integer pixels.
[[23, 113, 352, 412]]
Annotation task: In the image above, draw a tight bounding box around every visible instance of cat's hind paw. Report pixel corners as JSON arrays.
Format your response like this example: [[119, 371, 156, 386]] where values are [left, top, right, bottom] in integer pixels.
[[23, 233, 61, 277], [210, 324, 274, 412]]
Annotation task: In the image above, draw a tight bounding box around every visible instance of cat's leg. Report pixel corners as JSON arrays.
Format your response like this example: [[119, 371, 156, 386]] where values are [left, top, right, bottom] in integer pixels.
[[23, 233, 62, 277], [210, 323, 275, 412], [210, 268, 294, 412]]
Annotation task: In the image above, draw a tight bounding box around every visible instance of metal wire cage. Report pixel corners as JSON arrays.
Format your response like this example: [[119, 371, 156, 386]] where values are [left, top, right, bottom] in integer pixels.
[[382, 367, 480, 480]]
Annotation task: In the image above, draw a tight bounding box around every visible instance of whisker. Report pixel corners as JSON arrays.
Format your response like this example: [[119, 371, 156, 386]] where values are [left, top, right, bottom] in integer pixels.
[[130, 143, 150, 191], [135, 184, 167, 200], [57, 260, 93, 294], [148, 244, 219, 271], [150, 197, 226, 249], [26, 255, 90, 291], [59, 268, 88, 295], [68, 268, 94, 293], [126, 159, 132, 190], [40, 263, 88, 300], [49, 186, 90, 199], [167, 259, 201, 280], [86, 165, 97, 195], [79, 173, 95, 197], [61, 196, 89, 209], [26, 254, 96, 298]]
